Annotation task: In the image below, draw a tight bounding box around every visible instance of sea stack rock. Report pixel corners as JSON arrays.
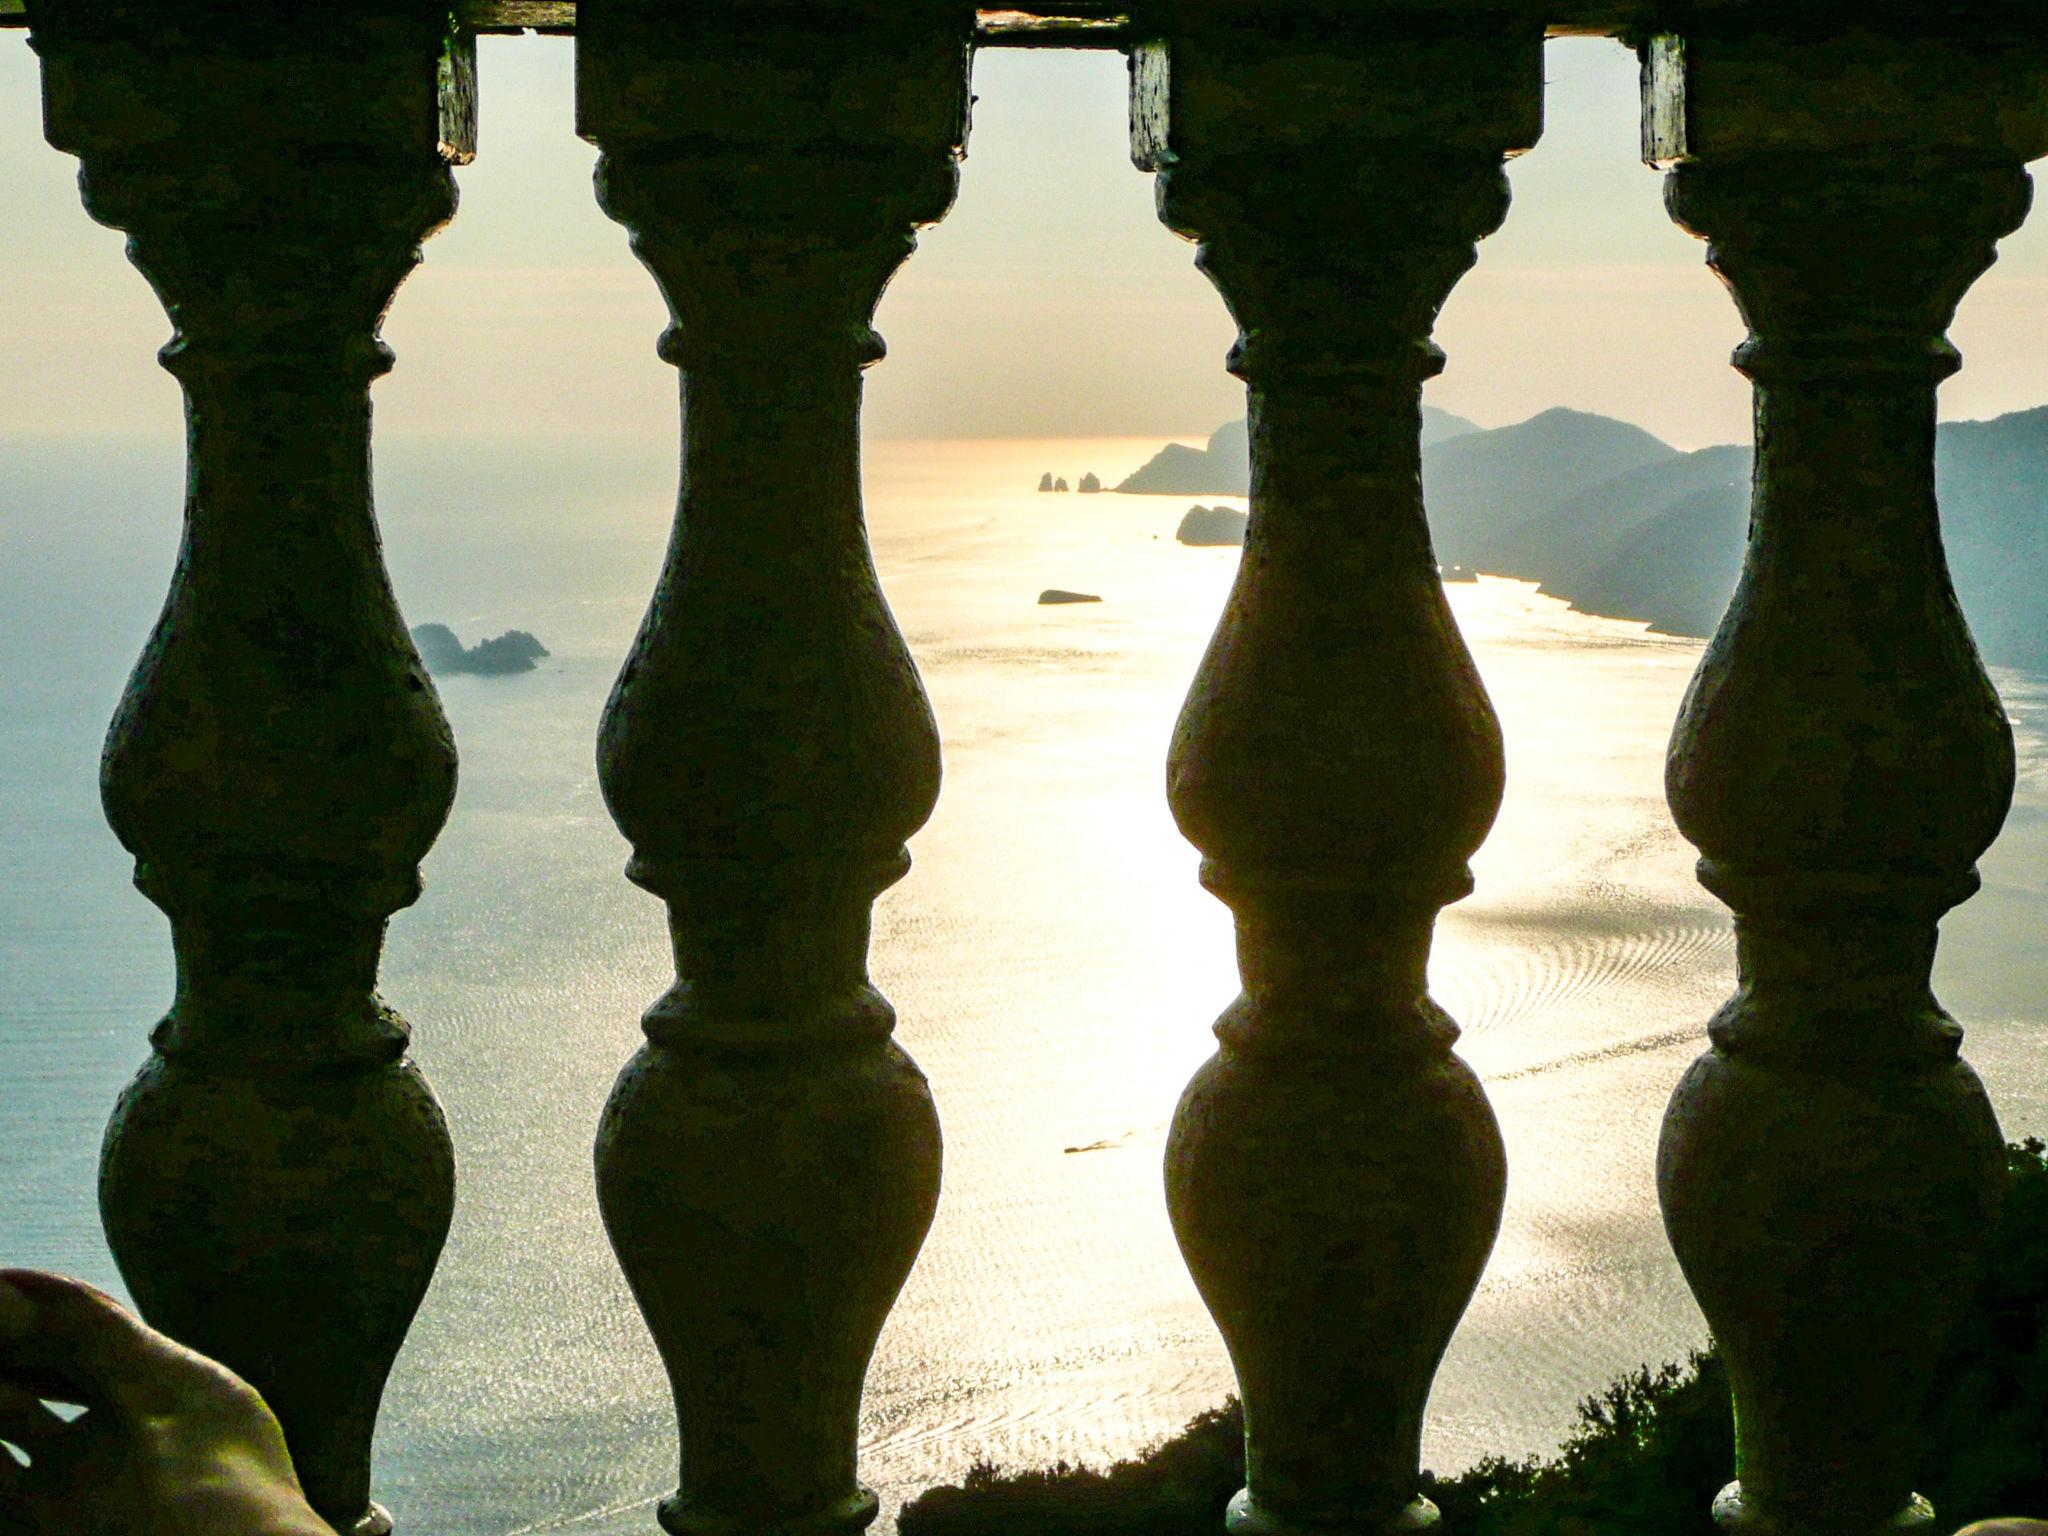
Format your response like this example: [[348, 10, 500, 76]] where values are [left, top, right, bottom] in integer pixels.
[[1038, 472, 1055, 492], [411, 623, 550, 676], [1175, 505, 1249, 546], [1038, 589, 1103, 605], [1078, 472, 1102, 494], [1054, 477, 1070, 492]]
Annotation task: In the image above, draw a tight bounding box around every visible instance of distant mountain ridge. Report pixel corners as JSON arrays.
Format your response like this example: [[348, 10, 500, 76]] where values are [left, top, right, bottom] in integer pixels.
[[1122, 404, 2048, 673], [1433, 403, 2048, 671], [1116, 408, 1481, 494], [1935, 406, 2048, 672], [1422, 408, 1679, 572]]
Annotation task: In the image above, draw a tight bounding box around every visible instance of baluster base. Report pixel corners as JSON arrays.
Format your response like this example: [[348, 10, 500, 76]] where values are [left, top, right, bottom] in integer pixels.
[[1711, 1483, 1935, 1536], [1227, 1488, 1440, 1536], [660, 1487, 880, 1536], [100, 1053, 454, 1535], [596, 1033, 939, 1536], [1167, 1027, 1504, 1536]]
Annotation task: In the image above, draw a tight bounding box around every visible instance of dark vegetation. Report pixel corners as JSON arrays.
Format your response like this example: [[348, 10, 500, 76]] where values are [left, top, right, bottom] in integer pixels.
[[902, 1139, 2048, 1536]]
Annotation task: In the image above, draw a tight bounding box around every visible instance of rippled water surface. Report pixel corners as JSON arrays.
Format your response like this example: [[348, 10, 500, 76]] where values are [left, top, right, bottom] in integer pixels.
[[4, 434, 2046, 1536]]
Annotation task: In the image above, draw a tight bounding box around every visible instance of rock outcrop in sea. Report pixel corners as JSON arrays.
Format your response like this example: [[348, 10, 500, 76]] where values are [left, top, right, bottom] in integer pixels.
[[1038, 589, 1102, 605], [413, 623, 550, 676], [1176, 505, 1249, 546], [1078, 472, 1101, 494]]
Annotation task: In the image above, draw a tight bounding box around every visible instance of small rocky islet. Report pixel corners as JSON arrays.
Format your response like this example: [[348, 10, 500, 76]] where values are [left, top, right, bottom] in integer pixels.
[[412, 623, 550, 677], [1176, 504, 1249, 546]]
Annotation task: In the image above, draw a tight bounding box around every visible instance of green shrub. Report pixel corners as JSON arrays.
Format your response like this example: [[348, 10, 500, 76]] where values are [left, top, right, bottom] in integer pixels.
[[900, 1139, 2048, 1536], [1921, 1137, 2048, 1526]]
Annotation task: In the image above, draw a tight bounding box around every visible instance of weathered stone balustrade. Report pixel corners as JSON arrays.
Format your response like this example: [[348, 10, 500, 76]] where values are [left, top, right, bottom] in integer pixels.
[[7, 1, 2048, 1534]]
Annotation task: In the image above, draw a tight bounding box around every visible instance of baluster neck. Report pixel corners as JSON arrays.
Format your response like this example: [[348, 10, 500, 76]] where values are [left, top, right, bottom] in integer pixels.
[[153, 897, 404, 1072], [1241, 380, 1434, 574], [591, 145, 955, 1052], [87, 160, 461, 1076], [1663, 156, 2023, 897], [1708, 865, 1972, 1075], [1210, 870, 1463, 1060]]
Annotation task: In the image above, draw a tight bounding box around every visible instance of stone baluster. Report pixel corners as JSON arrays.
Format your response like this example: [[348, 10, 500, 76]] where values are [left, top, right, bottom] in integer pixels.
[[1133, 22, 1541, 1536], [1644, 29, 2048, 1536], [575, 5, 966, 1532], [28, 7, 474, 1533]]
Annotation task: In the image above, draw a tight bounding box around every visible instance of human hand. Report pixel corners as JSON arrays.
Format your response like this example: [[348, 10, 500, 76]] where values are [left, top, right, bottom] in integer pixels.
[[0, 1268, 335, 1536]]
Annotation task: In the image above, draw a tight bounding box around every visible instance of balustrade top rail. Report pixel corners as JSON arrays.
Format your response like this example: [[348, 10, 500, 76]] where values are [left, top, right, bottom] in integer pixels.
[[2, 0, 2045, 38]]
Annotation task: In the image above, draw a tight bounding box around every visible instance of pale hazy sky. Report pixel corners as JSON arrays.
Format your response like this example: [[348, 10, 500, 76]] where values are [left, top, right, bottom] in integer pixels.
[[3, 33, 2044, 450]]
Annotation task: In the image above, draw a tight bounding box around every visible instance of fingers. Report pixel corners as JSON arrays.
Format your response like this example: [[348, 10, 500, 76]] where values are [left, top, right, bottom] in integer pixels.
[[0, 1269, 190, 1419]]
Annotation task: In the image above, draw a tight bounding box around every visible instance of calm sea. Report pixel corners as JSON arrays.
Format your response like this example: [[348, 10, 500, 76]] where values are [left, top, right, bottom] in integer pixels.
[[4, 432, 2046, 1536]]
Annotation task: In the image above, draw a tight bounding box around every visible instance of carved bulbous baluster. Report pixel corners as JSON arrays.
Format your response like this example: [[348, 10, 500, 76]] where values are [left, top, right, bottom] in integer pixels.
[[1644, 31, 2048, 1536], [1133, 26, 1541, 1536], [29, 9, 474, 1534], [575, 9, 967, 1533]]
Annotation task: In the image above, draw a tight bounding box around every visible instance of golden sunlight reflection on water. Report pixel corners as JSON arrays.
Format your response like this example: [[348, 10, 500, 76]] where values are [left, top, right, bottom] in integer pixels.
[[846, 434, 2048, 1519], [851, 438, 1734, 1517]]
